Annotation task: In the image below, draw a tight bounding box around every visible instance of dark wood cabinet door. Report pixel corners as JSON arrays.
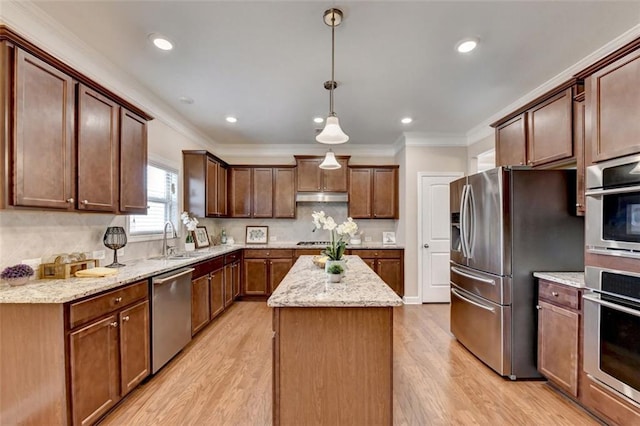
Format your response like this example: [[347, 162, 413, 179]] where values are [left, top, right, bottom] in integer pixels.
[[377, 259, 404, 297], [361, 258, 376, 270], [69, 315, 120, 426], [210, 269, 225, 318], [252, 168, 273, 218], [191, 275, 211, 335], [223, 264, 234, 308], [373, 168, 398, 219], [217, 164, 227, 216], [296, 158, 322, 191], [119, 300, 150, 397], [206, 157, 218, 216], [274, 168, 296, 218], [14, 48, 74, 209], [589, 49, 640, 162], [269, 258, 294, 293], [243, 259, 269, 295], [323, 158, 349, 192], [182, 151, 206, 217], [119, 108, 147, 213], [229, 167, 252, 218], [496, 114, 527, 167], [527, 89, 573, 167], [77, 84, 119, 212], [232, 262, 241, 299], [537, 300, 579, 397], [348, 168, 372, 218], [574, 95, 586, 216]]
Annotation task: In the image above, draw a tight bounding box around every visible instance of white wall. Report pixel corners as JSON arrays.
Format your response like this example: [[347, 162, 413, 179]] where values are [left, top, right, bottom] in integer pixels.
[[467, 133, 495, 174]]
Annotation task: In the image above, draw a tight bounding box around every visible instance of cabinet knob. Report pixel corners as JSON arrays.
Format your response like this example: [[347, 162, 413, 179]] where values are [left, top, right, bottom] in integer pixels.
[[110, 321, 118, 328], [551, 291, 559, 297], [122, 316, 130, 322], [528, 161, 533, 165], [576, 203, 583, 208], [66, 198, 74, 203], [114, 297, 122, 303], [536, 305, 541, 310], [266, 252, 270, 256], [270, 261, 273, 265], [374, 253, 378, 256], [519, 162, 524, 166], [81, 200, 89, 205]]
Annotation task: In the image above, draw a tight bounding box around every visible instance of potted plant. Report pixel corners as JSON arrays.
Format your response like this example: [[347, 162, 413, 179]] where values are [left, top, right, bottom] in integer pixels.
[[1, 264, 35, 286], [327, 263, 344, 283], [311, 211, 358, 275], [181, 211, 199, 251]]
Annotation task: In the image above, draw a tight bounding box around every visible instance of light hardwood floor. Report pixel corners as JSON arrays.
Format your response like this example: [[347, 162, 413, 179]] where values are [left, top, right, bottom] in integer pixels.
[[101, 302, 599, 425]]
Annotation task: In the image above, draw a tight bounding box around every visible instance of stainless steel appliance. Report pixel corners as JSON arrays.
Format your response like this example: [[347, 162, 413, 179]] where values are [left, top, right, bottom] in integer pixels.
[[584, 266, 640, 404], [151, 267, 194, 374], [586, 154, 640, 258], [450, 167, 584, 379]]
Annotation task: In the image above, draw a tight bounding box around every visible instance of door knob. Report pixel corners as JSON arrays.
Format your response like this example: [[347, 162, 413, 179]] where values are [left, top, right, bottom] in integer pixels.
[[423, 244, 429, 248]]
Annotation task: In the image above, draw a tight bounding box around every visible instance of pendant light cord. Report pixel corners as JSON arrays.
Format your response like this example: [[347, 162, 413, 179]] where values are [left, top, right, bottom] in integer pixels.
[[329, 11, 335, 116]]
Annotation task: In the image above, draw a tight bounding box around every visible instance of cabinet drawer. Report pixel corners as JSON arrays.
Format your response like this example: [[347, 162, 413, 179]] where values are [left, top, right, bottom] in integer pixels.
[[538, 280, 580, 310], [193, 256, 224, 279], [244, 249, 293, 259], [69, 280, 148, 329], [224, 250, 242, 264], [350, 249, 402, 259]]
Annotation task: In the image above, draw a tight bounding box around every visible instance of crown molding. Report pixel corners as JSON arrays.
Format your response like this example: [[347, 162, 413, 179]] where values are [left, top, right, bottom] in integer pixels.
[[215, 143, 396, 159], [466, 125, 494, 147], [1, 0, 218, 151], [403, 132, 468, 148]]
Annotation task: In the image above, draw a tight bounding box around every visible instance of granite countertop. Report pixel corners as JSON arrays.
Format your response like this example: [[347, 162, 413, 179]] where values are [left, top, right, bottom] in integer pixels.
[[267, 255, 403, 308], [533, 272, 585, 288]]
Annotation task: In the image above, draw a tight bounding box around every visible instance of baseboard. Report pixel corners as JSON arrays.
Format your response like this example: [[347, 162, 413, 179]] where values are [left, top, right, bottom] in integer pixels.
[[402, 296, 422, 305]]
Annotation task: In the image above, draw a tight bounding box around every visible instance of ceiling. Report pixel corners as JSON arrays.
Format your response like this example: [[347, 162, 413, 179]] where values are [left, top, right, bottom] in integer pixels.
[[30, 1, 640, 146]]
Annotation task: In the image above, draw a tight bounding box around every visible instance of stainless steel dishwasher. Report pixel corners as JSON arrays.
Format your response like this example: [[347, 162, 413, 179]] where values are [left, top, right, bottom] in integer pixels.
[[151, 267, 194, 374]]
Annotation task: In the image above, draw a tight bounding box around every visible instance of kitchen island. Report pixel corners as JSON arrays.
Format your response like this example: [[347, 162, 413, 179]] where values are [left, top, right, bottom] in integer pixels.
[[268, 255, 403, 426]]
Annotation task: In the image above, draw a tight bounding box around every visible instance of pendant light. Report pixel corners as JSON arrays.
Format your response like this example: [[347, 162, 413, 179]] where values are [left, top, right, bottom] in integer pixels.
[[316, 8, 349, 144], [319, 149, 341, 170]]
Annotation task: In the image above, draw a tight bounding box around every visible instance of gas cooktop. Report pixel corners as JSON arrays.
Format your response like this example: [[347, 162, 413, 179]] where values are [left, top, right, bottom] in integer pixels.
[[296, 241, 331, 246]]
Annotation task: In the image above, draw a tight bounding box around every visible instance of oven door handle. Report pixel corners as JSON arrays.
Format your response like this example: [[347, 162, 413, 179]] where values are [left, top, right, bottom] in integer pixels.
[[585, 186, 640, 197], [583, 293, 640, 318]]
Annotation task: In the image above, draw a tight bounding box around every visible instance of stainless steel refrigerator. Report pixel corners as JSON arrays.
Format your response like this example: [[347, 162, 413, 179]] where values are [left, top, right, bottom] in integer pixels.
[[449, 167, 584, 379]]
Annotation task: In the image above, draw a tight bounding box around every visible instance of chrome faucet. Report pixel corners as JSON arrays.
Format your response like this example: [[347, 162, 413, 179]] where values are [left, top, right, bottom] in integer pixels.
[[162, 221, 177, 257]]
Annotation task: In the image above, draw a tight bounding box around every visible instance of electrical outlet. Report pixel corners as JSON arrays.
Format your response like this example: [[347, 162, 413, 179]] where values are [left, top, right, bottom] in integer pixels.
[[364, 236, 372, 242], [92, 250, 106, 260], [270, 236, 277, 242]]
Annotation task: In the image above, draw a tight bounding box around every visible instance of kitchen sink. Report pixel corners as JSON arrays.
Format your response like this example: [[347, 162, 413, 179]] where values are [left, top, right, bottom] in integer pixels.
[[149, 253, 199, 261]]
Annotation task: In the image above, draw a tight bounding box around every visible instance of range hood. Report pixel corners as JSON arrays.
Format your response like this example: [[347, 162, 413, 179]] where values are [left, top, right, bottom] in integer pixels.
[[295, 192, 348, 203]]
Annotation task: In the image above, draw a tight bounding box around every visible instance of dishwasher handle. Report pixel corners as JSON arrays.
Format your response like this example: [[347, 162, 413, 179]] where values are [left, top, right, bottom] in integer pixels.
[[153, 268, 195, 285]]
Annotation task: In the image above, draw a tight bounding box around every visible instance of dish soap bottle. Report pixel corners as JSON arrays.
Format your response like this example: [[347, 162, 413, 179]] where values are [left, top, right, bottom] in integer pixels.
[[221, 228, 227, 245]]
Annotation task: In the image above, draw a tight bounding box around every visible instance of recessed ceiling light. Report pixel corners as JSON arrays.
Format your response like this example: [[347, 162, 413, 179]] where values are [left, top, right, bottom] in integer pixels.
[[314, 117, 324, 124], [456, 38, 478, 54], [149, 33, 173, 51], [401, 117, 413, 124], [226, 116, 238, 123], [179, 96, 194, 104]]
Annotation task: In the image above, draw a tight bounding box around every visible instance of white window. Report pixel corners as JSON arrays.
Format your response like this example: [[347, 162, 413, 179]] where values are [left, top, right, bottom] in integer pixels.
[[128, 163, 179, 240]]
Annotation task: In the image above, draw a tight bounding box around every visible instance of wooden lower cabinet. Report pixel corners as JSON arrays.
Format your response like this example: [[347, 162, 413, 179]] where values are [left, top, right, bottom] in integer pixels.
[[583, 377, 640, 425], [350, 249, 404, 297], [244, 259, 269, 295], [211, 268, 225, 318], [191, 255, 235, 336], [269, 259, 294, 293], [119, 300, 151, 397], [191, 275, 211, 335], [243, 250, 294, 296]]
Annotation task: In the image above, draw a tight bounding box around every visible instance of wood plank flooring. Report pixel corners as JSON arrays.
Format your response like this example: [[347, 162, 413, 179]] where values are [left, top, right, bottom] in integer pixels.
[[101, 302, 599, 425]]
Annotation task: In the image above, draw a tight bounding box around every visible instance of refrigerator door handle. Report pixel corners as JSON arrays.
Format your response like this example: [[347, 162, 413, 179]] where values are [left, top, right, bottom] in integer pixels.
[[451, 287, 496, 313], [467, 184, 475, 258], [460, 184, 469, 258], [451, 266, 496, 285]]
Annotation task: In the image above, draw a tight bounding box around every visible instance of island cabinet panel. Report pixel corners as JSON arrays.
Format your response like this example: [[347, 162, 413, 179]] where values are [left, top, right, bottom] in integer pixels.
[[211, 267, 226, 317], [496, 114, 527, 167], [273, 307, 393, 426], [588, 48, 640, 162], [273, 167, 296, 218], [13, 48, 75, 210], [119, 300, 150, 397], [77, 84, 119, 212], [527, 88, 573, 167], [191, 274, 211, 335], [253, 168, 274, 218], [119, 108, 147, 214], [295, 155, 350, 192]]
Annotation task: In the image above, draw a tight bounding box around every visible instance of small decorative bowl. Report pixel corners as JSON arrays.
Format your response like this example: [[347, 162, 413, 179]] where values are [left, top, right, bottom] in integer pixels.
[[312, 255, 328, 269], [5, 276, 30, 286]]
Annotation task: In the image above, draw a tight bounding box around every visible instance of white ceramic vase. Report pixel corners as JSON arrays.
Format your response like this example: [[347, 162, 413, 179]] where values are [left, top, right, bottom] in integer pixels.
[[328, 273, 342, 283], [185, 242, 196, 252]]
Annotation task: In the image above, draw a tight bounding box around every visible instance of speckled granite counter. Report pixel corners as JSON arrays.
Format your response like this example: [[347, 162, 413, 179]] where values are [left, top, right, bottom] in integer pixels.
[[267, 255, 403, 307], [533, 272, 585, 288], [0, 245, 244, 304]]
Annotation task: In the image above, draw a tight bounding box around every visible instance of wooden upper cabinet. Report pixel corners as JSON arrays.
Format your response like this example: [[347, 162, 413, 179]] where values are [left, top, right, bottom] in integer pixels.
[[13, 48, 75, 209], [295, 155, 349, 192], [274, 167, 296, 218], [217, 163, 227, 216], [253, 168, 274, 218], [527, 89, 573, 167], [588, 48, 640, 162], [496, 114, 527, 167], [119, 108, 147, 214], [229, 167, 252, 218], [77, 84, 119, 212], [206, 158, 218, 216], [183, 151, 228, 218], [348, 166, 398, 219]]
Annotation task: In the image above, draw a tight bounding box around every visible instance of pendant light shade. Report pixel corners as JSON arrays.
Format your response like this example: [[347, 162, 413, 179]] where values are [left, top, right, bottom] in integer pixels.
[[316, 115, 349, 144], [319, 150, 341, 170], [316, 8, 349, 145]]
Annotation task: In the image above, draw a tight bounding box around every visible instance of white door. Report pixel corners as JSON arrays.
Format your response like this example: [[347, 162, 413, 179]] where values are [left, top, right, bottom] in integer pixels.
[[419, 173, 462, 303]]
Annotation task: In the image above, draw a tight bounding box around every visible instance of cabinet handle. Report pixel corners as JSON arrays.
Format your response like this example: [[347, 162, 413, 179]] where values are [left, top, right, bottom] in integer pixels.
[[66, 198, 74, 203], [266, 252, 270, 256], [114, 297, 122, 303], [576, 203, 583, 208], [528, 161, 533, 165], [110, 321, 118, 328], [519, 162, 524, 166], [81, 200, 89, 205], [122, 316, 130, 322], [551, 291, 559, 297]]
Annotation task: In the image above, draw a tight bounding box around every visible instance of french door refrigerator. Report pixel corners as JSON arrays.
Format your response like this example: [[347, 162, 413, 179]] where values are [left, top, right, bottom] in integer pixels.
[[449, 167, 584, 379]]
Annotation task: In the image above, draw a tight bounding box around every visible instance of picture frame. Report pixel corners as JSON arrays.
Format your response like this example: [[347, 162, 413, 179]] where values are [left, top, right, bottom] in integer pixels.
[[246, 226, 269, 244], [192, 226, 210, 249], [382, 231, 396, 245]]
